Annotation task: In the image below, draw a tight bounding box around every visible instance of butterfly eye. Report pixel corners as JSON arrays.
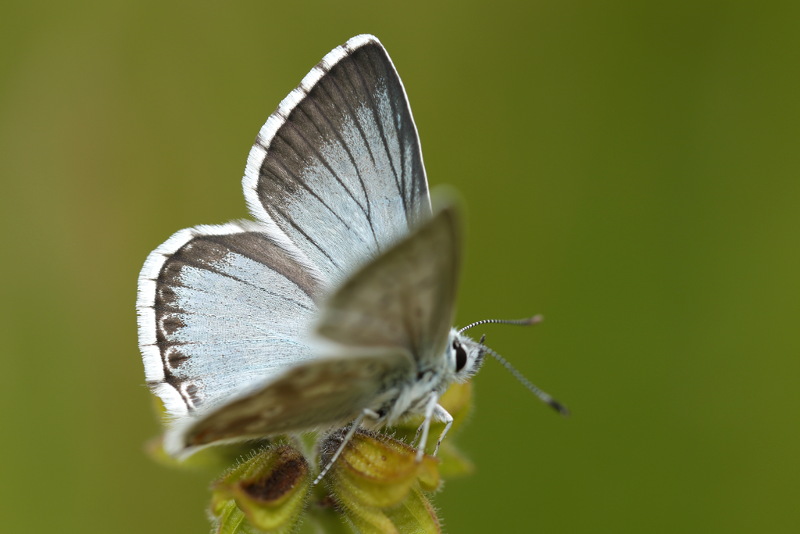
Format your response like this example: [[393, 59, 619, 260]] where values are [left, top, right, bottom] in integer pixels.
[[453, 340, 468, 372]]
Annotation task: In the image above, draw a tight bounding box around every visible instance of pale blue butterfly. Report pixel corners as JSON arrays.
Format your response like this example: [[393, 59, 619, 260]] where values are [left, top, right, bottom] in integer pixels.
[[136, 35, 566, 482]]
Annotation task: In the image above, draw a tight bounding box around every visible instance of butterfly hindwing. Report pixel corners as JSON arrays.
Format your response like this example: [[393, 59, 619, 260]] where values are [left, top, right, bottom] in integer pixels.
[[243, 35, 431, 286], [137, 221, 323, 416]]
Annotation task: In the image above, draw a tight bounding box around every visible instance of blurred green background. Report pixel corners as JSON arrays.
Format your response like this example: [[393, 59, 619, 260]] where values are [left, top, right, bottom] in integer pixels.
[[2, 1, 799, 532]]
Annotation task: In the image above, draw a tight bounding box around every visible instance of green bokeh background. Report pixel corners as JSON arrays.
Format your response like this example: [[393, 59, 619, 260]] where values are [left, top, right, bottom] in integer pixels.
[[2, 1, 798, 532]]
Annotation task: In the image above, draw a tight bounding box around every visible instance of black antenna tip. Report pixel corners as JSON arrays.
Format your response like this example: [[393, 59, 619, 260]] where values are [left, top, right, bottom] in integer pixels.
[[549, 399, 571, 417], [480, 344, 568, 417]]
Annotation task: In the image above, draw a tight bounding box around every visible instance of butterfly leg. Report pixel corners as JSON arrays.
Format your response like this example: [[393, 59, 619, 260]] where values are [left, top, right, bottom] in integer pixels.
[[431, 404, 453, 456], [412, 402, 453, 456], [314, 408, 379, 485], [415, 392, 441, 462]]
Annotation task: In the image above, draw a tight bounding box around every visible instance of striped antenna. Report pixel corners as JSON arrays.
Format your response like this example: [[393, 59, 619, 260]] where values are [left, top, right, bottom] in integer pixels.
[[480, 344, 570, 416], [458, 314, 543, 334]]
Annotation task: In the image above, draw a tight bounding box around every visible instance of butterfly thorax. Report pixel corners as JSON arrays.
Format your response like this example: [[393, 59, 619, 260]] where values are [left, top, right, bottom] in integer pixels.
[[378, 368, 449, 425], [374, 329, 485, 426]]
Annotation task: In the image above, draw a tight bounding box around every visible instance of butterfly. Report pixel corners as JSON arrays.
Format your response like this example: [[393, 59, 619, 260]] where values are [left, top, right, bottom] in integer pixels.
[[136, 34, 565, 481]]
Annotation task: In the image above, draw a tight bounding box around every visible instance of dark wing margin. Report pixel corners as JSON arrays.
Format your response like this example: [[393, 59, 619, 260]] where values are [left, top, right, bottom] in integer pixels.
[[137, 221, 324, 417], [243, 34, 431, 286], [316, 203, 461, 368]]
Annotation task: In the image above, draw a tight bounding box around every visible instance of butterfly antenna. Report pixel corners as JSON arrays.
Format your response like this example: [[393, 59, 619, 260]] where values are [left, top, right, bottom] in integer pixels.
[[480, 344, 570, 416], [458, 314, 543, 334]]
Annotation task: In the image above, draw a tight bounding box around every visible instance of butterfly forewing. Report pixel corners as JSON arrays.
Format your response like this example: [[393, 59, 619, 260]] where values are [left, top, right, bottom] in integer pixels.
[[316, 205, 461, 367], [170, 350, 414, 452], [243, 35, 431, 286], [137, 222, 323, 416]]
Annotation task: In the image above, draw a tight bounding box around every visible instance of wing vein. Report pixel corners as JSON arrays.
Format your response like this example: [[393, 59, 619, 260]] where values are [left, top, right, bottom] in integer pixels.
[[270, 202, 343, 270], [383, 71, 415, 220], [158, 337, 308, 347], [264, 139, 371, 254], [299, 89, 375, 213], [278, 112, 370, 220], [324, 65, 385, 249], [158, 274, 314, 314], [161, 257, 314, 312], [350, 53, 408, 221]]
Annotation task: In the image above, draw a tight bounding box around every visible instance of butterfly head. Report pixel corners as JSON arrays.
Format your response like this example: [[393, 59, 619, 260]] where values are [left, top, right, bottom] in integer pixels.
[[453, 315, 570, 416], [447, 330, 487, 383]]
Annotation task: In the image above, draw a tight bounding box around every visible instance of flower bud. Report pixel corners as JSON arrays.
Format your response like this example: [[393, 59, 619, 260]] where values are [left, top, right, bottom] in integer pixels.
[[210, 444, 311, 534], [322, 429, 441, 533]]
